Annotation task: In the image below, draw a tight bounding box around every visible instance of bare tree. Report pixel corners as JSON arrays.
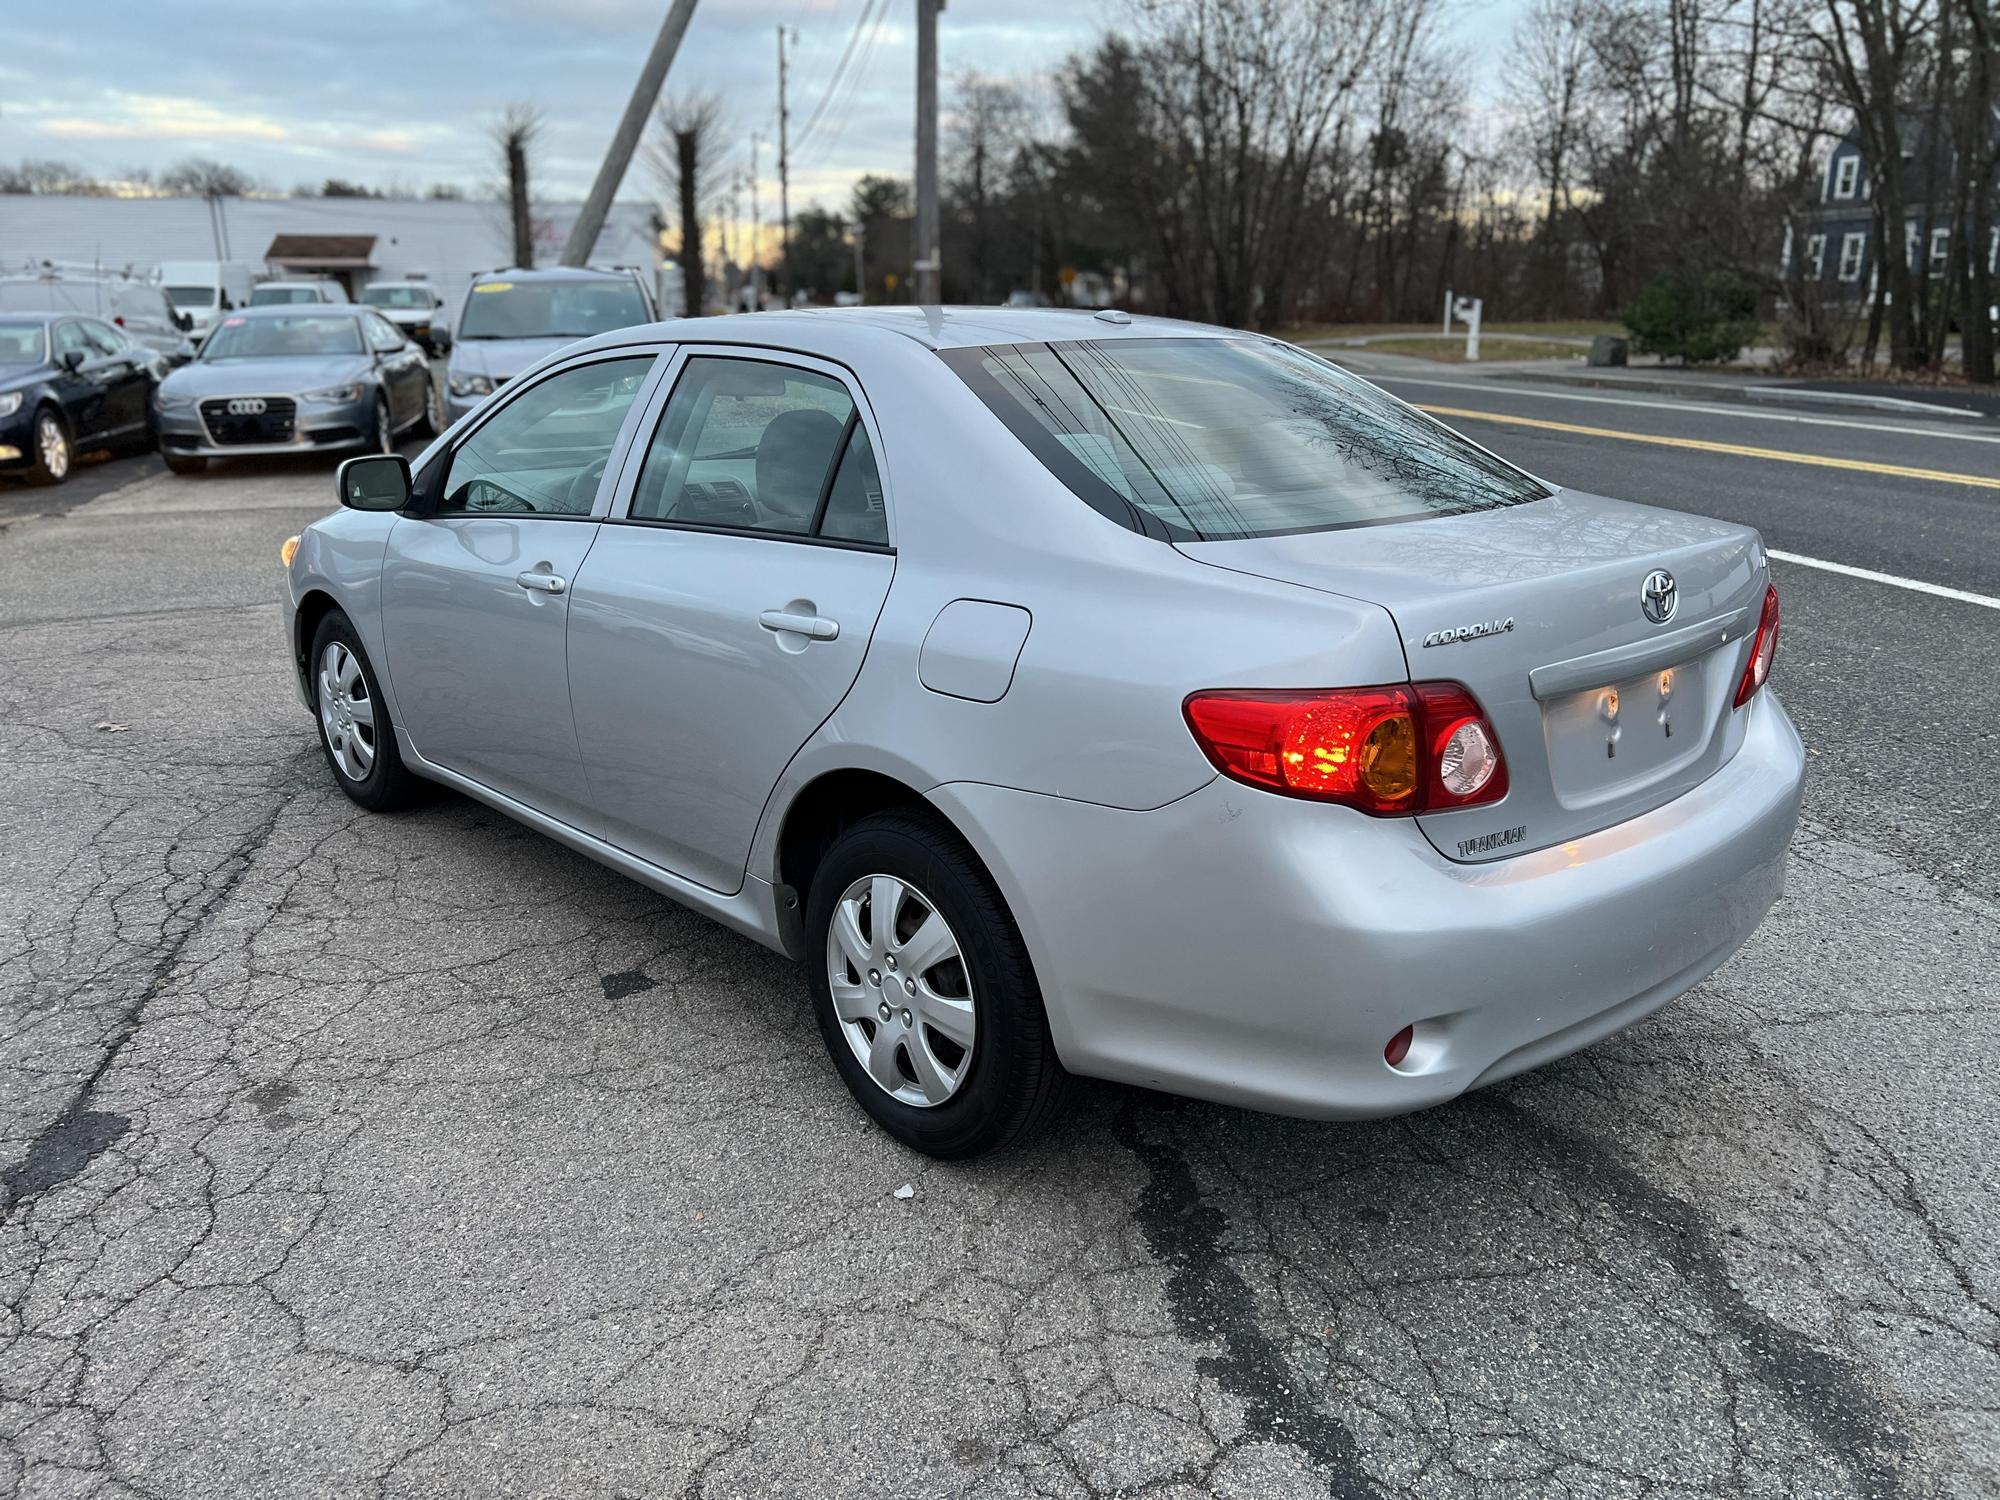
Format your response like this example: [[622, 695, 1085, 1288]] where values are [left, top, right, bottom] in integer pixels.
[[492, 104, 544, 269], [945, 73, 1028, 303], [647, 94, 730, 316], [1510, 0, 1597, 313], [159, 158, 253, 197]]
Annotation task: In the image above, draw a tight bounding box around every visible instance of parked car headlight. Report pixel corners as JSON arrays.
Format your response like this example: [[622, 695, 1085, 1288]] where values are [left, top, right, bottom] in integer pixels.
[[301, 382, 364, 403], [154, 388, 194, 411], [449, 373, 494, 397], [0, 392, 22, 418]]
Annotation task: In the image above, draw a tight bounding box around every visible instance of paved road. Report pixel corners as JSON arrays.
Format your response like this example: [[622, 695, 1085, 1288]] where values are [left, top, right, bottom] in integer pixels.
[[0, 381, 1994, 1499]]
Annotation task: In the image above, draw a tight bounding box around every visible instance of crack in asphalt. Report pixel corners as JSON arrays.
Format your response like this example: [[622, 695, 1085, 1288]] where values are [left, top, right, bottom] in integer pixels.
[[1114, 1099, 1383, 1497]]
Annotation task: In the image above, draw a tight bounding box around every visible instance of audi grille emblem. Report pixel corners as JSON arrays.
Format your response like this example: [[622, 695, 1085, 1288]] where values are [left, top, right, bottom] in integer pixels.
[[225, 398, 268, 416], [1641, 569, 1678, 625]]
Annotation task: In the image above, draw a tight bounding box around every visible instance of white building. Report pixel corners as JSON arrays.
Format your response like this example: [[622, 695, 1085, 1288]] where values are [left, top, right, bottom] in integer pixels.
[[0, 194, 671, 325]]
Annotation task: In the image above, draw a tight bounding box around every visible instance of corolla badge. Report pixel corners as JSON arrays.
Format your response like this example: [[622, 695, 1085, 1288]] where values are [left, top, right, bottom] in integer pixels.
[[1422, 617, 1514, 648], [1641, 569, 1677, 624]]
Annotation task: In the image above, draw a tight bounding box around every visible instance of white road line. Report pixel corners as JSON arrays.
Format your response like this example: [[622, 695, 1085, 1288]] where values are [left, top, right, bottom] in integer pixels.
[[1768, 549, 2000, 610], [1368, 374, 2000, 447]]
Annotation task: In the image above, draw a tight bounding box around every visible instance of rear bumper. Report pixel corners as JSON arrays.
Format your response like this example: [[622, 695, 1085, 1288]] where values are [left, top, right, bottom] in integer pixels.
[[931, 689, 1805, 1119]]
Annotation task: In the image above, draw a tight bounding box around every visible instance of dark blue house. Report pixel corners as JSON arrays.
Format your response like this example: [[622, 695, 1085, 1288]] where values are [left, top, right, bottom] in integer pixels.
[[1786, 130, 1998, 298]]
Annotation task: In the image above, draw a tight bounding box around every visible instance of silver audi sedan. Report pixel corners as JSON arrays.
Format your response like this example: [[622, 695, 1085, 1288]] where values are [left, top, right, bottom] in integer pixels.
[[278, 308, 1803, 1157], [156, 304, 439, 475]]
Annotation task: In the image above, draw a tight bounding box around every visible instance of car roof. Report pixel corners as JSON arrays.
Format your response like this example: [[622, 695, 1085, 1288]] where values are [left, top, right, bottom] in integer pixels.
[[223, 303, 369, 319], [0, 309, 66, 324], [472, 266, 638, 283], [566, 306, 1245, 364]]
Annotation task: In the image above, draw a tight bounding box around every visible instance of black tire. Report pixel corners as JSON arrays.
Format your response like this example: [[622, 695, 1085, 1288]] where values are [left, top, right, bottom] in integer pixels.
[[370, 392, 394, 454], [25, 406, 71, 486], [307, 609, 426, 812], [162, 450, 207, 476], [414, 376, 442, 439], [805, 810, 1070, 1158]]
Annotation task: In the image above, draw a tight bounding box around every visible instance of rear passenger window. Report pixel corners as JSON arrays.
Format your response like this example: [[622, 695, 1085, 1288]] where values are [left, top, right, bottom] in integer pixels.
[[818, 424, 887, 545], [631, 357, 862, 536]]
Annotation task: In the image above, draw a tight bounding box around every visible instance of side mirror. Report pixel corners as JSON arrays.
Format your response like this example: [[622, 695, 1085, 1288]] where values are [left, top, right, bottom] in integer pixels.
[[174, 311, 193, 331], [429, 320, 452, 353], [336, 453, 411, 511], [58, 348, 85, 373]]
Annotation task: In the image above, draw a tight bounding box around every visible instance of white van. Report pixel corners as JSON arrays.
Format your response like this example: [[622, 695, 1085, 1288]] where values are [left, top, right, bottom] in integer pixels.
[[156, 261, 258, 343]]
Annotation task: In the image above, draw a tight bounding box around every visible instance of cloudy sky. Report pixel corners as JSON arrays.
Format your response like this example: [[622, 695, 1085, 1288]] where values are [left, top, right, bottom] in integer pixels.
[[0, 0, 1523, 214]]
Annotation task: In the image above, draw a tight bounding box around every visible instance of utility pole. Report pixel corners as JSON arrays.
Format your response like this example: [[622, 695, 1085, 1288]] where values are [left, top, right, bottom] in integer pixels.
[[852, 220, 867, 303], [749, 134, 764, 311], [561, 0, 701, 266], [913, 0, 941, 304], [777, 25, 794, 308]]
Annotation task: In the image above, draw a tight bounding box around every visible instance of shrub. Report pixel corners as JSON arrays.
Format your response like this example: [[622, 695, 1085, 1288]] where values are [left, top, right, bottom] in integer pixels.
[[1622, 273, 1760, 364]]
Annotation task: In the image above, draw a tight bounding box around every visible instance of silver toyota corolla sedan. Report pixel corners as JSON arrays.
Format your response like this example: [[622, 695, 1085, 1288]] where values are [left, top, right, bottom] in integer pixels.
[[278, 307, 1803, 1158], [156, 304, 438, 475]]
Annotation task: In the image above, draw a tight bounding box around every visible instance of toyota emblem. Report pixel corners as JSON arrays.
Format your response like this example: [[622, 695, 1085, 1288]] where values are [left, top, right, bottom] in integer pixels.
[[1640, 569, 1678, 625], [226, 397, 268, 416]]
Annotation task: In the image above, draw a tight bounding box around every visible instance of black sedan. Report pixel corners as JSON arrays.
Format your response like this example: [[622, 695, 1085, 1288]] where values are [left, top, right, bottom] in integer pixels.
[[0, 312, 157, 485]]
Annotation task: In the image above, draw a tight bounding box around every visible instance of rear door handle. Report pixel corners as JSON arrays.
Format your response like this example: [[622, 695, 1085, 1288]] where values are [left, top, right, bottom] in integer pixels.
[[515, 570, 567, 595], [758, 609, 838, 640]]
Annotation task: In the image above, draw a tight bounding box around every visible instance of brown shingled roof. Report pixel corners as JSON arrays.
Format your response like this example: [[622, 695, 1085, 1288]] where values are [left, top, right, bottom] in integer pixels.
[[264, 233, 377, 266]]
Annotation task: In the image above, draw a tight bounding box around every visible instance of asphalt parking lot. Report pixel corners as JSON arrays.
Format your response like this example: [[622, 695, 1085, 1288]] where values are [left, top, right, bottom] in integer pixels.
[[1, 378, 1995, 1499]]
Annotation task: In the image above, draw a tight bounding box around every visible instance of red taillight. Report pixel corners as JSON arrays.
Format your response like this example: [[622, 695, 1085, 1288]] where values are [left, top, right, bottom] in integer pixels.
[[1183, 681, 1508, 815], [1384, 1025, 1414, 1067], [1733, 583, 1780, 708], [114, 315, 125, 327]]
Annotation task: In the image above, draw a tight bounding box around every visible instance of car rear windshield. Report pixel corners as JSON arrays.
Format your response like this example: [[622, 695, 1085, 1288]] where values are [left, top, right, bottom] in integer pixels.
[[251, 286, 326, 306], [458, 278, 647, 340], [201, 314, 362, 360], [363, 285, 431, 309], [164, 285, 217, 309], [941, 337, 1551, 540], [0, 320, 47, 363]]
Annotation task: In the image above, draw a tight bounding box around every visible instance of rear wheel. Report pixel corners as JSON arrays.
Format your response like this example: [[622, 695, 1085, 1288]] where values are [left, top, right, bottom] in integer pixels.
[[309, 609, 425, 812], [806, 810, 1070, 1157], [415, 377, 442, 438], [26, 408, 70, 485]]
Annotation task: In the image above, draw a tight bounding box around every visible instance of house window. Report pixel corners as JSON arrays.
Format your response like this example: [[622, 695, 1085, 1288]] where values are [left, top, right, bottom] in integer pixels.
[[1805, 234, 1826, 276], [1833, 154, 1860, 199], [1930, 226, 1951, 276], [1838, 231, 1867, 281]]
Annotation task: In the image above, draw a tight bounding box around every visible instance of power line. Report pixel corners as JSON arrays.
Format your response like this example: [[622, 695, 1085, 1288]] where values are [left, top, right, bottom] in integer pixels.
[[793, 0, 891, 161]]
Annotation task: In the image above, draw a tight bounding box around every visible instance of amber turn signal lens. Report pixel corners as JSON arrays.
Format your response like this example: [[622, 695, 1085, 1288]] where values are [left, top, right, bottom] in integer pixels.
[[279, 535, 300, 568], [1357, 712, 1418, 801]]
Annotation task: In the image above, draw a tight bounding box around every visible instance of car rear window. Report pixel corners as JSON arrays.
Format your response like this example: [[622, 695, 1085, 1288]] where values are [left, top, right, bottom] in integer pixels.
[[201, 314, 363, 359], [363, 285, 432, 309], [458, 278, 648, 340], [940, 337, 1550, 540]]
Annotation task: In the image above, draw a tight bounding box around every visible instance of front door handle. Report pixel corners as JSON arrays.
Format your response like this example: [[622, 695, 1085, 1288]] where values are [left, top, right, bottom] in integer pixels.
[[515, 570, 567, 595], [758, 608, 838, 641]]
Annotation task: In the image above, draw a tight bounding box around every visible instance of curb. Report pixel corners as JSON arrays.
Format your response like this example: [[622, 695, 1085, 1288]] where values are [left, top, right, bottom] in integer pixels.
[[1484, 371, 1991, 421]]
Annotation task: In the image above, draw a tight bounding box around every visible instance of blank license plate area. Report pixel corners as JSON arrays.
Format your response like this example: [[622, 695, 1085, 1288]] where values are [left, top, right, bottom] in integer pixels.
[[1542, 658, 1706, 806]]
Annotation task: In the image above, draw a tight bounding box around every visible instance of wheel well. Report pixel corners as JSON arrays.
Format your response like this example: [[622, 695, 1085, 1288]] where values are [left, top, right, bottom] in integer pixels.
[[775, 769, 931, 927], [293, 589, 339, 692]]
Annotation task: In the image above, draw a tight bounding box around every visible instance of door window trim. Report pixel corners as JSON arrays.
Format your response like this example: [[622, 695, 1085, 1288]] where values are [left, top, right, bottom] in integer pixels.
[[602, 343, 895, 553], [415, 345, 673, 522]]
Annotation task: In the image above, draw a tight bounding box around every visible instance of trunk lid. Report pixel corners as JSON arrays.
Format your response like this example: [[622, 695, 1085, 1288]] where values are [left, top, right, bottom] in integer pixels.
[[1178, 490, 1769, 862]]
